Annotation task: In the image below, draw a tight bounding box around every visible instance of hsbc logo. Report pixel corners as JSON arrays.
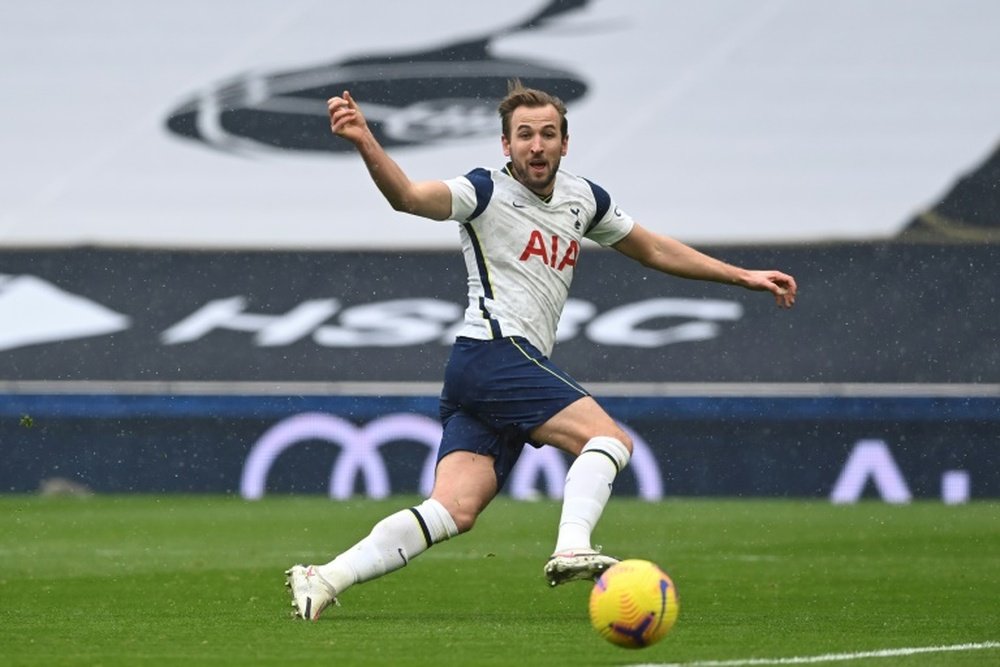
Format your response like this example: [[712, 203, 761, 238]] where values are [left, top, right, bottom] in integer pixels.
[[240, 412, 664, 500], [0, 282, 743, 352], [161, 296, 744, 348], [0, 274, 130, 351]]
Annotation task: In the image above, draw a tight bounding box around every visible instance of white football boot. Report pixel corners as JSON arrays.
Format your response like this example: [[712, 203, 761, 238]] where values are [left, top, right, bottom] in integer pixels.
[[285, 564, 339, 620], [544, 549, 619, 587]]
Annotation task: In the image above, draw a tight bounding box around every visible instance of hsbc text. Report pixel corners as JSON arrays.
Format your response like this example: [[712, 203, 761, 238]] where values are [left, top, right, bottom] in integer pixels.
[[161, 296, 744, 348]]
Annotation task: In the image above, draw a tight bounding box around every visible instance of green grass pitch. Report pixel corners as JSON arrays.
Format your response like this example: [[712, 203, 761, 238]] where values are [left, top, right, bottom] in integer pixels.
[[1, 496, 998, 666]]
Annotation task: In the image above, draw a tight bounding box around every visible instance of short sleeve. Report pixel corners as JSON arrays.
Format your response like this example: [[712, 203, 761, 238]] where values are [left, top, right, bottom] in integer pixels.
[[445, 168, 495, 222], [444, 176, 476, 222], [585, 191, 635, 247]]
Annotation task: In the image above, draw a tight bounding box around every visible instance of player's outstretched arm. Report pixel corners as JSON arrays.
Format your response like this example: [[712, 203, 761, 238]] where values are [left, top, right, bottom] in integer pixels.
[[612, 223, 797, 308], [328, 91, 452, 221]]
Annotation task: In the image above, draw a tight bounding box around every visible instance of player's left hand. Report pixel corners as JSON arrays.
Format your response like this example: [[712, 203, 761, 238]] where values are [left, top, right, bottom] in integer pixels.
[[744, 270, 797, 308]]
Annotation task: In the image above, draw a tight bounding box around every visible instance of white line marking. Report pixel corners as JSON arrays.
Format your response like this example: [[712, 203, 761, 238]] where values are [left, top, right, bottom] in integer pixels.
[[627, 641, 1000, 667], [3, 380, 998, 397]]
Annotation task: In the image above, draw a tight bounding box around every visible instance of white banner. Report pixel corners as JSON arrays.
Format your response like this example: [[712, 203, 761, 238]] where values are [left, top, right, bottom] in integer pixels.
[[3, 0, 1000, 248]]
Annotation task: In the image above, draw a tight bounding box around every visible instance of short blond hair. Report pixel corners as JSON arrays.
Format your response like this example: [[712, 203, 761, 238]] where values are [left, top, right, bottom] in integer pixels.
[[498, 79, 568, 139]]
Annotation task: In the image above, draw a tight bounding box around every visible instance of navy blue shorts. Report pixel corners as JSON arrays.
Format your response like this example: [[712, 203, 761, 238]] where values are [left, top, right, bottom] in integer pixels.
[[438, 336, 590, 489]]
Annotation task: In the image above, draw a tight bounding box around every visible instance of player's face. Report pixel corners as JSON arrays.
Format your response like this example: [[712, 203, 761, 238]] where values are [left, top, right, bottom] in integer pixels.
[[502, 104, 568, 197]]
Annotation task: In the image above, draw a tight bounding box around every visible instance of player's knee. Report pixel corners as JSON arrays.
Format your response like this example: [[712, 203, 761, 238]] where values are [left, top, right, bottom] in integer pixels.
[[594, 426, 633, 455], [429, 495, 481, 534], [448, 506, 479, 534], [614, 429, 634, 455], [582, 434, 632, 471]]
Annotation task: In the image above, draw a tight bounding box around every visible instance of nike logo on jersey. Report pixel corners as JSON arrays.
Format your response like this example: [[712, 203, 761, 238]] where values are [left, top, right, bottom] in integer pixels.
[[511, 200, 527, 209]]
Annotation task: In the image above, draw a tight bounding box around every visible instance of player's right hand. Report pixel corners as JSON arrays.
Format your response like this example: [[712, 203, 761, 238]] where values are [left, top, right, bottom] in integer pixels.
[[327, 91, 368, 142]]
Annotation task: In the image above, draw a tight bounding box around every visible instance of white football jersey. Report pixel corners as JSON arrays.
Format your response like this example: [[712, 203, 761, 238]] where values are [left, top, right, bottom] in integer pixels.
[[445, 166, 635, 356]]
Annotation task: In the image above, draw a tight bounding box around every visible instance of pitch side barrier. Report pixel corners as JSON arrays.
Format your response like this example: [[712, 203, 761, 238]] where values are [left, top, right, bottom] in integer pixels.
[[2, 243, 999, 384], [3, 382, 998, 502], [3, 244, 998, 499]]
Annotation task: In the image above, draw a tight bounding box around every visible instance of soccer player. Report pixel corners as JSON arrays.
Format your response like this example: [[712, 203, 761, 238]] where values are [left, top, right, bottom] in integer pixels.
[[286, 81, 797, 621]]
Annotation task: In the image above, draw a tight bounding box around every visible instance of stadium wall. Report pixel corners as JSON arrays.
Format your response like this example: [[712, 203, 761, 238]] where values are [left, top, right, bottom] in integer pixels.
[[4, 2, 999, 502], [2, 246, 998, 501], [3, 391, 998, 501]]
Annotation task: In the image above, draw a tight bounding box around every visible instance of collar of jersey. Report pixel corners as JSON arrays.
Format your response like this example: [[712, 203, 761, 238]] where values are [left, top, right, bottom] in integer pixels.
[[503, 163, 554, 204]]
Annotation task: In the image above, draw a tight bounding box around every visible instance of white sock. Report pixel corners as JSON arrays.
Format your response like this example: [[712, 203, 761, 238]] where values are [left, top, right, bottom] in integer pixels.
[[553, 436, 631, 554], [317, 498, 458, 595]]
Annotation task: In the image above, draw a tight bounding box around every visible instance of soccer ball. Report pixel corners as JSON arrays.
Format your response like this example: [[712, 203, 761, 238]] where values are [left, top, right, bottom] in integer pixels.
[[588, 559, 679, 649]]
